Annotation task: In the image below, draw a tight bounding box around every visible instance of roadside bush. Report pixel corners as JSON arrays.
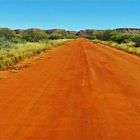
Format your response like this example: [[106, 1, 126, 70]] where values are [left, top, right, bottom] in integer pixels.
[[130, 34, 140, 47], [92, 39, 140, 56], [125, 41, 136, 47], [65, 34, 77, 39], [128, 47, 137, 54], [111, 34, 132, 44], [88, 35, 96, 40], [92, 31, 105, 40], [136, 48, 140, 55], [119, 44, 129, 52], [0, 37, 12, 48], [11, 35, 26, 44], [109, 42, 118, 48], [0, 28, 16, 39], [22, 31, 48, 42], [0, 39, 70, 70], [90, 29, 140, 49], [48, 33, 64, 40], [92, 30, 119, 41]]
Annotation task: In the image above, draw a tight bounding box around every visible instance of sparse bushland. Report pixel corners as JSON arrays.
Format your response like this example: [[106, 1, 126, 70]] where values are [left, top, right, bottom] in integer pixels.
[[0, 39, 72, 70], [92, 40, 140, 56], [88, 30, 140, 56], [89, 30, 140, 47], [22, 30, 48, 42], [48, 33, 64, 40], [0, 28, 77, 44], [64, 34, 78, 39], [48, 33, 78, 40], [0, 28, 75, 70]]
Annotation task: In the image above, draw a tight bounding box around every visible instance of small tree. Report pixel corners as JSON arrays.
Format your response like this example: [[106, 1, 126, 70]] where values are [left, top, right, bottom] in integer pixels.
[[130, 34, 140, 47], [87, 35, 96, 40], [65, 34, 77, 39], [48, 33, 64, 40], [111, 33, 131, 44], [0, 37, 12, 48], [11, 34, 26, 43], [0, 28, 16, 39], [22, 31, 48, 42]]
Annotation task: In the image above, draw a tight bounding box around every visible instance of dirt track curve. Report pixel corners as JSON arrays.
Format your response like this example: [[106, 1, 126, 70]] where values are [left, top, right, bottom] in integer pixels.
[[1, 39, 140, 140]]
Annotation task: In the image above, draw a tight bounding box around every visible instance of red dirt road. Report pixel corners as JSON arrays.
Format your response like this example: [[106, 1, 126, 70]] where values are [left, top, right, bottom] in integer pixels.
[[1, 39, 140, 140]]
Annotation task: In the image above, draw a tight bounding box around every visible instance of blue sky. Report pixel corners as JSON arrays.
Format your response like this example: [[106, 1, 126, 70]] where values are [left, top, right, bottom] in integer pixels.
[[0, 0, 139, 31]]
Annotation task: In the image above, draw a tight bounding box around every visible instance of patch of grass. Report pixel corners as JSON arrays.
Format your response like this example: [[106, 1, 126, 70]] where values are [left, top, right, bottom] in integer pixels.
[[92, 40, 140, 56], [0, 39, 72, 70], [9, 69, 20, 73], [136, 48, 140, 55]]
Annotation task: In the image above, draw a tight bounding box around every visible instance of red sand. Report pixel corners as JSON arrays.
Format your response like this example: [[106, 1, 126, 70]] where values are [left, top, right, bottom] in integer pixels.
[[1, 39, 140, 140]]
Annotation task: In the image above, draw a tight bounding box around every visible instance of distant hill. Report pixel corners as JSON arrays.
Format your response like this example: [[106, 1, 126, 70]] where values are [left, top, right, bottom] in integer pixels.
[[8, 28, 140, 37], [76, 30, 101, 37], [115, 28, 140, 34], [76, 28, 140, 37], [14, 29, 77, 36]]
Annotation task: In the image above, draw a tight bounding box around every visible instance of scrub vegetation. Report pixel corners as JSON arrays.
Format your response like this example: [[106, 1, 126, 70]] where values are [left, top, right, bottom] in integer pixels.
[[88, 30, 140, 55], [0, 28, 74, 70]]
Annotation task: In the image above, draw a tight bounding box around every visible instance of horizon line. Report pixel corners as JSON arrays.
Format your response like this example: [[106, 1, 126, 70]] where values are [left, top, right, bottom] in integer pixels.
[[1, 27, 140, 31]]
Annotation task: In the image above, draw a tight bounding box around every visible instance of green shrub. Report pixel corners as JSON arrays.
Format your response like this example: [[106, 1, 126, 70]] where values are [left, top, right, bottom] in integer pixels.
[[65, 34, 77, 39], [22, 31, 48, 42], [87, 35, 96, 40], [11, 34, 26, 44], [119, 44, 129, 52], [0, 39, 71, 70], [130, 34, 140, 47], [48, 33, 64, 40], [92, 30, 120, 41], [128, 47, 137, 54], [90, 30, 140, 48], [92, 39, 140, 56], [0, 28, 16, 39], [110, 42, 118, 48], [111, 34, 132, 44], [136, 48, 140, 55], [0, 37, 12, 48], [125, 42, 136, 47]]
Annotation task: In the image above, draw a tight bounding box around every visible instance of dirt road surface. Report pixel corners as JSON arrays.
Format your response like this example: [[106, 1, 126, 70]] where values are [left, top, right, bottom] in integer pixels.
[[1, 39, 140, 140]]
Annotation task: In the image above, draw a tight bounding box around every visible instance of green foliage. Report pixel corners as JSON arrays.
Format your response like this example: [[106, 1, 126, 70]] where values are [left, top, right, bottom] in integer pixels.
[[0, 39, 70, 70], [130, 34, 140, 47], [48, 33, 77, 40], [111, 33, 131, 44], [65, 34, 77, 39], [90, 30, 140, 48], [92, 40, 140, 56], [0, 35, 27, 50], [92, 30, 117, 41], [87, 35, 96, 40], [0, 28, 75, 70], [0, 28, 16, 39], [22, 31, 48, 42], [11, 35, 26, 44], [0, 37, 12, 48], [48, 33, 64, 40]]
